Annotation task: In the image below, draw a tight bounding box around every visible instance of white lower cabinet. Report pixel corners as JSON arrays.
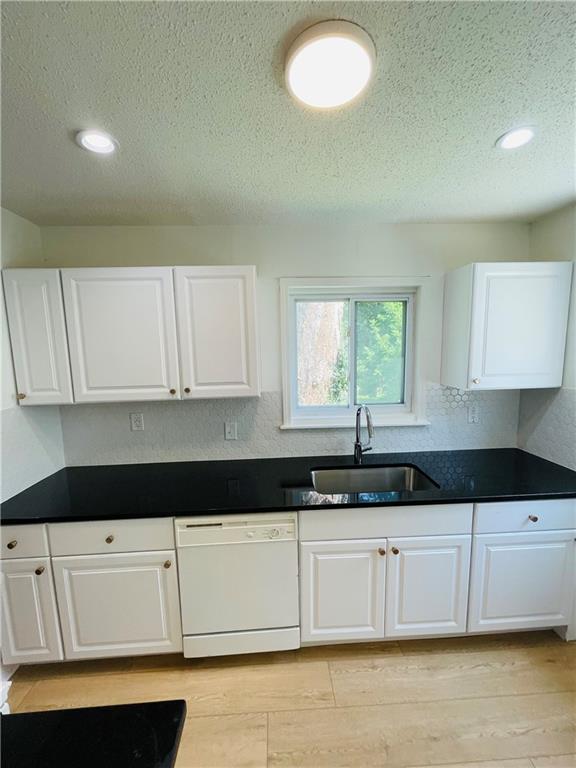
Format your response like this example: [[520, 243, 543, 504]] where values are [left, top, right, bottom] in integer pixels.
[[52, 550, 182, 659], [385, 535, 471, 637], [468, 530, 575, 632], [300, 539, 387, 643], [0, 557, 63, 664]]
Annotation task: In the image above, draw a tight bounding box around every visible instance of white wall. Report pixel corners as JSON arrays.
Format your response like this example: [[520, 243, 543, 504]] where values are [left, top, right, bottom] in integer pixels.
[[1, 208, 65, 501], [517, 203, 576, 470]]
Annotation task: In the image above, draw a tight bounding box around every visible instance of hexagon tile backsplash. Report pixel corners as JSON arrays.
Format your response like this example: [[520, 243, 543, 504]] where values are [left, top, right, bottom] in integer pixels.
[[60, 384, 521, 466]]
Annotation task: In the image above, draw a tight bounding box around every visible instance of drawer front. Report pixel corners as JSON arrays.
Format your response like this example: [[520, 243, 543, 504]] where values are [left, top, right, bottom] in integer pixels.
[[299, 504, 473, 541], [474, 500, 576, 534], [48, 518, 174, 556], [1, 525, 49, 559]]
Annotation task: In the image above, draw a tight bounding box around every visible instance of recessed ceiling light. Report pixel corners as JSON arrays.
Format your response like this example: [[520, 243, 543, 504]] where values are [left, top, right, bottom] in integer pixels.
[[285, 20, 375, 109], [495, 127, 535, 150], [75, 129, 117, 154]]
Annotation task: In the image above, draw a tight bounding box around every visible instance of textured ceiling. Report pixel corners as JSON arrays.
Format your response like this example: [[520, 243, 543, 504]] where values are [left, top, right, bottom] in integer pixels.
[[2, 1, 575, 225]]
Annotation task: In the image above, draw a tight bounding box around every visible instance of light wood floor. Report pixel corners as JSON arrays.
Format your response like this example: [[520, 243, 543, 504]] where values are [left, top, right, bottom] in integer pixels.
[[8, 631, 576, 768]]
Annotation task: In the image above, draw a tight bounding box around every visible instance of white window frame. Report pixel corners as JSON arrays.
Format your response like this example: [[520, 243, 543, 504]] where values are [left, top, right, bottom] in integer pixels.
[[280, 277, 430, 429]]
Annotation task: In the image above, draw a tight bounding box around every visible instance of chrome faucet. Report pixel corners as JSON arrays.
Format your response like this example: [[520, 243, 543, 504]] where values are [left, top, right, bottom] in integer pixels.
[[354, 404, 374, 464]]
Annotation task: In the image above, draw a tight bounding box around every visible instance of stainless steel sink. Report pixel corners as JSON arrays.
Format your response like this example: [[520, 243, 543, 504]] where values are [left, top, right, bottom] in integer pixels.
[[311, 465, 438, 494]]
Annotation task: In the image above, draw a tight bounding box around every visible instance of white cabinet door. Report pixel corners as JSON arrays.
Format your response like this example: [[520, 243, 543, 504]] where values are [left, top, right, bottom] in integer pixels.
[[300, 539, 387, 643], [0, 557, 63, 664], [52, 550, 182, 659], [61, 268, 180, 402], [385, 535, 471, 638], [174, 266, 260, 398], [469, 262, 572, 389], [468, 530, 575, 633], [2, 269, 73, 404]]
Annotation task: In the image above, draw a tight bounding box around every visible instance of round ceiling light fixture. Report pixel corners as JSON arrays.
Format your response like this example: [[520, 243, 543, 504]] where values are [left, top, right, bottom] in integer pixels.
[[75, 129, 117, 154], [285, 20, 376, 109], [495, 126, 535, 150]]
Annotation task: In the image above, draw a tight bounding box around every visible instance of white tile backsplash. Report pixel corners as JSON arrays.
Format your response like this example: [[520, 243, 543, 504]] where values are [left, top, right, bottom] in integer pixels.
[[60, 384, 520, 466], [518, 387, 576, 471]]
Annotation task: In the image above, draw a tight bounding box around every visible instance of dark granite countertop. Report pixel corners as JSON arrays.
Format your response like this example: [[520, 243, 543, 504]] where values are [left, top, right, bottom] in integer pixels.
[[0, 700, 186, 768], [2, 449, 576, 526]]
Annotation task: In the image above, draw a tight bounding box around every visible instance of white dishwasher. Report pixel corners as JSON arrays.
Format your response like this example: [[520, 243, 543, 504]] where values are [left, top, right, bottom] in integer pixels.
[[175, 512, 300, 658]]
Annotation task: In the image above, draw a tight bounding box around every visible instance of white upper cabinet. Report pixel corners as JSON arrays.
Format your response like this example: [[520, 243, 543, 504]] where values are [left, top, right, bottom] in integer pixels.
[[61, 268, 180, 402], [2, 269, 73, 405], [441, 262, 573, 390], [174, 266, 260, 398]]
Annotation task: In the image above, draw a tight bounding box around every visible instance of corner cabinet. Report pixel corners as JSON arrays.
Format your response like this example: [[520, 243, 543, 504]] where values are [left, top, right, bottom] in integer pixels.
[[441, 261, 573, 390], [174, 266, 260, 398], [0, 557, 63, 664], [2, 269, 73, 405], [61, 268, 181, 403]]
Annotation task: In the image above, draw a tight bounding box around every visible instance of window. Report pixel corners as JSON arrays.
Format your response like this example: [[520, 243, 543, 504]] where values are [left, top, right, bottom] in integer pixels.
[[281, 279, 427, 428]]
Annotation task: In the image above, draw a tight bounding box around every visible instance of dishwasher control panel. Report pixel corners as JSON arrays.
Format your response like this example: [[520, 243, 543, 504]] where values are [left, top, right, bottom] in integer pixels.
[[175, 513, 298, 547]]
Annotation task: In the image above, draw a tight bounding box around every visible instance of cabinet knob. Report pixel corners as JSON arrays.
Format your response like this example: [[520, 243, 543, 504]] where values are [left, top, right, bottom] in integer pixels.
[[528, 515, 539, 523], [105, 535, 115, 544], [471, 378, 480, 385], [35, 566, 45, 576], [16, 393, 26, 401], [391, 547, 400, 555], [6, 540, 17, 550], [184, 387, 191, 394], [377, 547, 386, 556], [163, 560, 172, 569], [169, 388, 177, 395]]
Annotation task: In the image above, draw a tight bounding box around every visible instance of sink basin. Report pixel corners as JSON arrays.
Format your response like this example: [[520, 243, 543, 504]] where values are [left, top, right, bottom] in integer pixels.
[[311, 464, 438, 494]]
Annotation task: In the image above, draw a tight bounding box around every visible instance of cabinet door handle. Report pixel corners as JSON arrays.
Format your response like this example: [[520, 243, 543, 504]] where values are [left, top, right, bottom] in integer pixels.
[[471, 378, 480, 385], [377, 547, 386, 556], [16, 393, 26, 401], [6, 540, 17, 550], [391, 547, 400, 555], [184, 387, 191, 394], [163, 560, 172, 569], [528, 515, 539, 523], [105, 535, 115, 544], [35, 566, 45, 576], [169, 388, 177, 395]]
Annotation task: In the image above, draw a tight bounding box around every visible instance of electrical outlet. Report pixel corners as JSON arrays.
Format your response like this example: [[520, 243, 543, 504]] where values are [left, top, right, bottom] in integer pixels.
[[129, 412, 145, 432], [224, 421, 238, 440], [467, 403, 480, 424]]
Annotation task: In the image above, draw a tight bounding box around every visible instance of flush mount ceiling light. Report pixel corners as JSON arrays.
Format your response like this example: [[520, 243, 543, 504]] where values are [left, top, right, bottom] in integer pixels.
[[285, 20, 376, 109], [75, 129, 117, 154], [495, 126, 535, 150]]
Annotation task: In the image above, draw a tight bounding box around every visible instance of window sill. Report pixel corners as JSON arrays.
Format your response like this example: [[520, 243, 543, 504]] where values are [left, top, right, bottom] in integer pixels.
[[280, 416, 431, 430]]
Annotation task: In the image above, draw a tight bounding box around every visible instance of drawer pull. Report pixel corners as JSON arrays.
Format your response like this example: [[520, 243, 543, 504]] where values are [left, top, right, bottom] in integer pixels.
[[6, 540, 17, 550], [377, 547, 386, 556], [35, 566, 45, 576], [528, 515, 539, 523], [391, 547, 400, 555], [105, 535, 115, 544], [163, 560, 172, 569]]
